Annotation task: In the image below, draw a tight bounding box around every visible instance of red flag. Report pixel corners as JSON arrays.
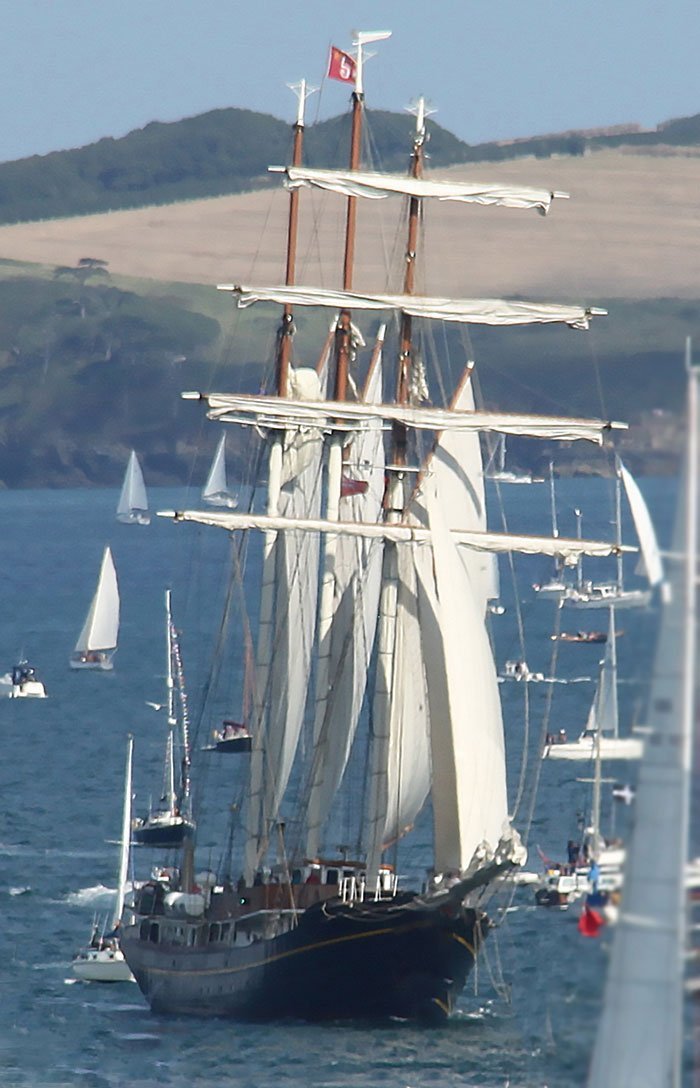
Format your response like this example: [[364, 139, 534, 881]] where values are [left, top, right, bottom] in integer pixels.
[[578, 903, 605, 938], [328, 46, 356, 84]]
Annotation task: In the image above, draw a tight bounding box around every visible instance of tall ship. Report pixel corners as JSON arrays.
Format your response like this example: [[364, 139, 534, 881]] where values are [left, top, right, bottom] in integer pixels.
[[121, 32, 627, 1022]]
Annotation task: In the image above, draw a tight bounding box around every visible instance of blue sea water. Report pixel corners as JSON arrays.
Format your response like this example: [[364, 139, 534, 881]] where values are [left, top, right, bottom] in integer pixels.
[[0, 479, 691, 1087]]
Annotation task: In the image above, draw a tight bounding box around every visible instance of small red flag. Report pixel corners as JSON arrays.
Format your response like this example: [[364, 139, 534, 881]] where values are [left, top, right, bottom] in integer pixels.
[[328, 45, 357, 84], [578, 903, 605, 938]]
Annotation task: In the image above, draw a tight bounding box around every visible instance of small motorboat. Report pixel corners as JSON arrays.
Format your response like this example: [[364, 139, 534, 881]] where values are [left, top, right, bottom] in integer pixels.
[[0, 662, 47, 699], [203, 720, 253, 753]]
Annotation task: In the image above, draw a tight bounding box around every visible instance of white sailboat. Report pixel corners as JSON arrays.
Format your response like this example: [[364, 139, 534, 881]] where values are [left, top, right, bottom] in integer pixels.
[[121, 41, 629, 1022], [533, 461, 570, 598], [587, 339, 697, 1087], [544, 608, 643, 761], [564, 458, 662, 609], [116, 450, 150, 525], [485, 433, 544, 484], [202, 433, 238, 508], [132, 590, 195, 848], [72, 735, 135, 982], [69, 546, 119, 670]]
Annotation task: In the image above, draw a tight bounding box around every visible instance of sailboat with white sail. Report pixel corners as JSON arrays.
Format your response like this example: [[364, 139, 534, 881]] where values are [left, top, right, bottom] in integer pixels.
[[72, 735, 135, 982], [116, 450, 150, 525], [485, 433, 544, 484], [69, 546, 119, 670], [202, 433, 238, 508], [563, 457, 662, 609], [587, 339, 697, 1087], [543, 608, 643, 761], [132, 590, 195, 848], [121, 34, 629, 1022]]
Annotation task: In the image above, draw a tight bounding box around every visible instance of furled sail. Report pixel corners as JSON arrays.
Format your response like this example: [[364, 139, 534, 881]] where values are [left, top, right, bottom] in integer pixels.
[[73, 546, 120, 655], [221, 284, 606, 329], [160, 509, 633, 562], [415, 482, 511, 876], [618, 459, 664, 586], [186, 390, 624, 444], [305, 346, 385, 858], [277, 165, 568, 214]]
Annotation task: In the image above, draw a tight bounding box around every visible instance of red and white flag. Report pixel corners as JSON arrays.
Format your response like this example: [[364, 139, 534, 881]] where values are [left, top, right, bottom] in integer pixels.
[[327, 45, 356, 84]]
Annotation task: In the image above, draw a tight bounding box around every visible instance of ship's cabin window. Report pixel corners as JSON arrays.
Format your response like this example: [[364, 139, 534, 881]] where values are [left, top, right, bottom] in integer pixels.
[[220, 923, 231, 940], [188, 929, 197, 947], [291, 868, 302, 884], [325, 868, 338, 885], [209, 923, 220, 943], [149, 923, 159, 944]]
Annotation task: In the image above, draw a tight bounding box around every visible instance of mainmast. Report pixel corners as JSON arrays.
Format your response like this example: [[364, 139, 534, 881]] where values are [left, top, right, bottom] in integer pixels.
[[334, 30, 391, 400], [392, 96, 428, 473]]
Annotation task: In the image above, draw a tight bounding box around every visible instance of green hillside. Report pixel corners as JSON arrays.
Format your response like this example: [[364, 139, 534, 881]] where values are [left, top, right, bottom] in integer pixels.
[[1, 104, 699, 227], [0, 257, 692, 487]]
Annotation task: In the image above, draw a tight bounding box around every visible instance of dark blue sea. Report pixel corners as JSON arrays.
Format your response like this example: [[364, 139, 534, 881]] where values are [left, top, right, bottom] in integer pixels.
[[0, 478, 691, 1087]]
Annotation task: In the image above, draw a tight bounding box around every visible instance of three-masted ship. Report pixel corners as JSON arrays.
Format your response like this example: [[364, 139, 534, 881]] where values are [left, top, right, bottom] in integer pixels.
[[121, 31, 627, 1022]]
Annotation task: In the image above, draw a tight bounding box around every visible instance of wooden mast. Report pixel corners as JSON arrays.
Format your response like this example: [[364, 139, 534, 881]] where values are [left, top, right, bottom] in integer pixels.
[[333, 30, 391, 401], [246, 79, 314, 884], [277, 79, 313, 397], [390, 98, 427, 489]]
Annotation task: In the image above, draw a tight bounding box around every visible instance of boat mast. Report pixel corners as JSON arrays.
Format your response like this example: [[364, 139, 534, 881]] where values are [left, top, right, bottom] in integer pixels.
[[334, 30, 390, 401], [245, 80, 314, 882], [165, 589, 177, 811], [574, 507, 584, 591], [113, 734, 134, 929], [614, 457, 624, 591], [366, 98, 427, 881]]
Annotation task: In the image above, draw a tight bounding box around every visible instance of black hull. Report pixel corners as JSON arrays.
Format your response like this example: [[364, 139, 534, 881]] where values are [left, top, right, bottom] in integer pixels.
[[121, 895, 485, 1023], [132, 822, 194, 848]]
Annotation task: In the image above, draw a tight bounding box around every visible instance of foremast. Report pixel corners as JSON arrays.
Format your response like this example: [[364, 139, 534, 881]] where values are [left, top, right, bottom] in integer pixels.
[[245, 78, 316, 882]]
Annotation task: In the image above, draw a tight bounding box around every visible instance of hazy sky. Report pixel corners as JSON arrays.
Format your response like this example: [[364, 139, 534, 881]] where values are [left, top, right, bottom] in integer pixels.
[[3, 0, 700, 163]]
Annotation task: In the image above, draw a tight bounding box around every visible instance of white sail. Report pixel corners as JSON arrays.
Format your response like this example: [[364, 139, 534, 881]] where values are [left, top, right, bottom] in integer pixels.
[[116, 450, 149, 524], [202, 434, 237, 508], [618, 460, 664, 586], [113, 734, 134, 928], [409, 367, 497, 610], [587, 353, 697, 1087], [278, 165, 567, 214], [221, 284, 606, 329], [584, 610, 618, 738], [306, 345, 385, 858], [366, 538, 431, 873], [73, 546, 119, 655], [245, 364, 327, 878], [190, 391, 623, 445], [415, 481, 511, 875]]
